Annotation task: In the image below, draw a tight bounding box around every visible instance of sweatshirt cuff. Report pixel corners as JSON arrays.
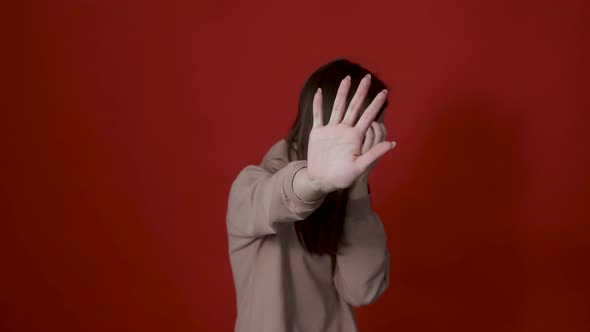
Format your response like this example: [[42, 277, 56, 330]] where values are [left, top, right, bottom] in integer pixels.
[[282, 160, 326, 215]]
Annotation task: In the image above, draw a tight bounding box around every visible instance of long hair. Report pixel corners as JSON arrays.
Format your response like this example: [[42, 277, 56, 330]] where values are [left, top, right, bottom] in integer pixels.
[[284, 58, 389, 255]]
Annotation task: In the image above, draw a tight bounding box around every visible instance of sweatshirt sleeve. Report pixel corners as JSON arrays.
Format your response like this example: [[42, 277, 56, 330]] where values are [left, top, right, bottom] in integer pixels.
[[333, 194, 390, 307], [227, 160, 326, 238]]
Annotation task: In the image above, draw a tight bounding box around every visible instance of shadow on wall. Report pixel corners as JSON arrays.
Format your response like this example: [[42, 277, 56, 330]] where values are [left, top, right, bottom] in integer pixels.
[[364, 96, 529, 331]]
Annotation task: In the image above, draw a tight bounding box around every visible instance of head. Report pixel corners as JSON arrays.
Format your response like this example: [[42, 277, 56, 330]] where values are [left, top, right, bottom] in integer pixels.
[[285, 58, 390, 255]]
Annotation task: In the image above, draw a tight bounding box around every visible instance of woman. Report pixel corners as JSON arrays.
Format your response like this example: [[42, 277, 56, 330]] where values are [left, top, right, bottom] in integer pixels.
[[226, 58, 395, 332]]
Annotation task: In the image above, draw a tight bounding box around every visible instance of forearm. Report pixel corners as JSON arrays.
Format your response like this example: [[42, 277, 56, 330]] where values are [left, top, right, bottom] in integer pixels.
[[333, 195, 389, 306], [227, 161, 326, 238]]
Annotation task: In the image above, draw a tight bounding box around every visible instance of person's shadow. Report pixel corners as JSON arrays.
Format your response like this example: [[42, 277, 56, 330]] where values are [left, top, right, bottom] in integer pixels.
[[358, 96, 529, 331]]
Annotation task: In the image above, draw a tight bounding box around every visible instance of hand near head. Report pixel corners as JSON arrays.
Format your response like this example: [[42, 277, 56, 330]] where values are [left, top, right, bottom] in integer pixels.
[[357, 120, 394, 181], [306, 74, 395, 194]]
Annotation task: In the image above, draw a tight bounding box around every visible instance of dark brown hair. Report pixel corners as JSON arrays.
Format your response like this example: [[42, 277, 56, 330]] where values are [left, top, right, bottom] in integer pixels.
[[284, 58, 389, 255]]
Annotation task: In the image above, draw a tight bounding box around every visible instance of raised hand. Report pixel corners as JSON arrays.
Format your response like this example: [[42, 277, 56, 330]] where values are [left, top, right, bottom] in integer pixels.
[[306, 74, 394, 194]]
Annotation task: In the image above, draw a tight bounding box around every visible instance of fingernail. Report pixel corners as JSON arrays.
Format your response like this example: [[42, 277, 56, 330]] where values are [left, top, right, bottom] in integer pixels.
[[365, 74, 371, 80], [383, 89, 388, 95], [390, 141, 397, 149], [345, 75, 351, 81], [317, 88, 322, 94]]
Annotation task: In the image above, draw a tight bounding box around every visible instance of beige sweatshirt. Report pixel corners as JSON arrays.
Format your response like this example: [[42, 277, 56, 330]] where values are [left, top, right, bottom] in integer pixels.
[[226, 139, 389, 332]]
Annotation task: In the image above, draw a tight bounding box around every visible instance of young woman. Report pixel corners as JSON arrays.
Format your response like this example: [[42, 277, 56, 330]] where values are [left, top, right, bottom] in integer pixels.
[[226, 58, 395, 332]]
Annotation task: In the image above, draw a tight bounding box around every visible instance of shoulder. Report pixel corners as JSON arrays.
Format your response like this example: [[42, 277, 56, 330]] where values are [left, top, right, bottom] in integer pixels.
[[230, 139, 289, 186], [260, 138, 291, 173]]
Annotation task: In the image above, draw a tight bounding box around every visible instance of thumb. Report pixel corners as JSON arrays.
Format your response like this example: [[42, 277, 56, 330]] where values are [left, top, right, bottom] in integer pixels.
[[356, 141, 396, 172]]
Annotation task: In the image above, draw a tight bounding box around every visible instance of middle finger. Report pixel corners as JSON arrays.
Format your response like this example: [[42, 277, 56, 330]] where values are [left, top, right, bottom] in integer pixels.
[[342, 74, 372, 126], [328, 75, 351, 125]]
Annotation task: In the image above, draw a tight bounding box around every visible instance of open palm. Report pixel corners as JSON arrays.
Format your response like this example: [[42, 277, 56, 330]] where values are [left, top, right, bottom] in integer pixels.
[[306, 74, 394, 193]]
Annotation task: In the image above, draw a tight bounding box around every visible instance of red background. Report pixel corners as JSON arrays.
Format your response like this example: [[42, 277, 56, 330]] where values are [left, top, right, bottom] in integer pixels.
[[3, 0, 589, 331]]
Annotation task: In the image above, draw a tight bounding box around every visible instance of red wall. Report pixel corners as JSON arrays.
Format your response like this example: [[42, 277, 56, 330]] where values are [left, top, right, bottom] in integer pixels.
[[3, 0, 589, 331]]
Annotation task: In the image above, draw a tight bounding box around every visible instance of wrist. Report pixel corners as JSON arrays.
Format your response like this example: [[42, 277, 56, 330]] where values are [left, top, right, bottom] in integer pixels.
[[303, 167, 324, 194], [293, 167, 326, 202]]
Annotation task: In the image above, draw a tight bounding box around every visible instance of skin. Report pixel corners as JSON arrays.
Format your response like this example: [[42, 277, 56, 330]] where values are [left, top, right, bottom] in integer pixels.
[[293, 74, 396, 202], [349, 116, 392, 200]]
